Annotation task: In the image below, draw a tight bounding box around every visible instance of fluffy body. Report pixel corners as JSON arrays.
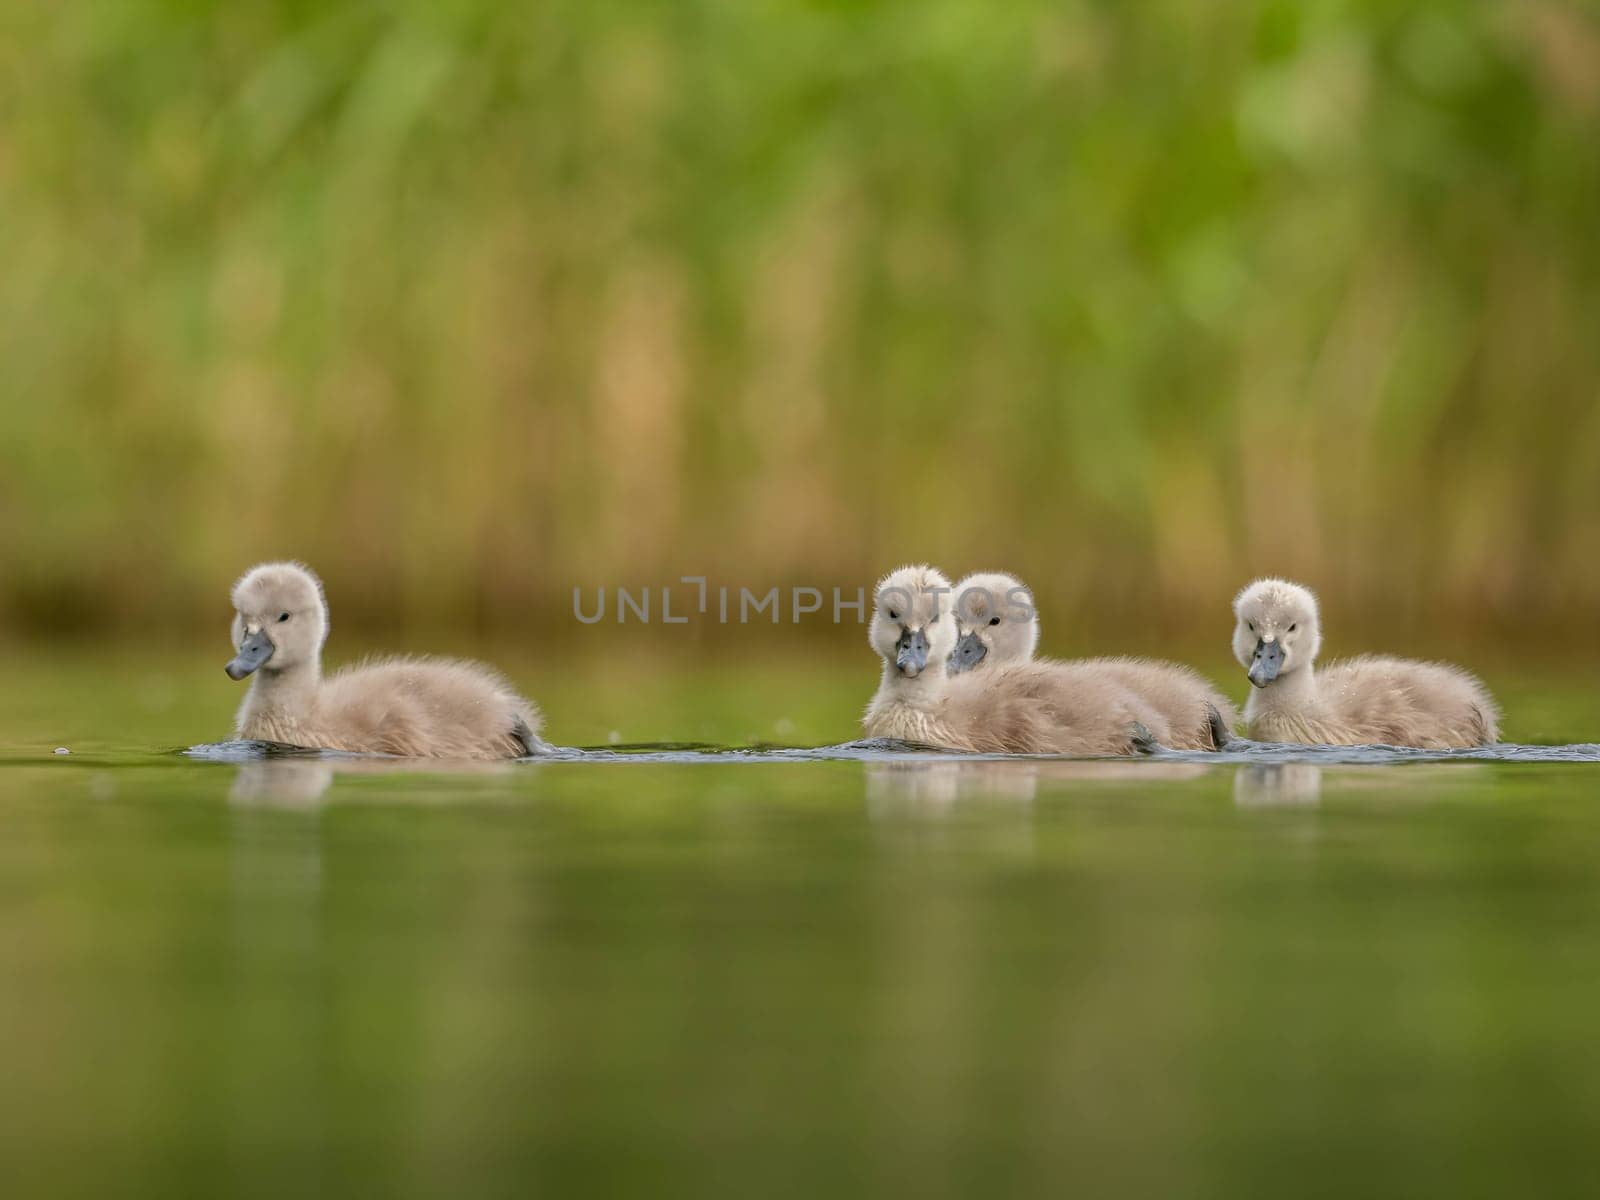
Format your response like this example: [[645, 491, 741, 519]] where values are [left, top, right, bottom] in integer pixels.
[[940, 661, 1170, 755], [1232, 578, 1499, 748], [863, 566, 1166, 755], [1070, 657, 1237, 751], [949, 571, 1235, 750], [1244, 654, 1499, 748], [237, 655, 542, 758], [228, 562, 543, 759]]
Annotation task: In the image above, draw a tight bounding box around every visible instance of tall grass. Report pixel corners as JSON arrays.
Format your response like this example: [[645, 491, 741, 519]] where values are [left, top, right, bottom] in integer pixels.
[[1, 0, 1597, 644]]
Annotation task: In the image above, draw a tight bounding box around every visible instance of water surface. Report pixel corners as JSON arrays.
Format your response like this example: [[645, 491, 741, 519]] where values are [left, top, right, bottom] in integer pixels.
[[3, 652, 1599, 1196]]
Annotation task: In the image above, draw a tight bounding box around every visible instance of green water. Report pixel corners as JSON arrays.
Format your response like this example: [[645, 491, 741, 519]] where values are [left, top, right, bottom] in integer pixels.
[[3, 651, 1599, 1196]]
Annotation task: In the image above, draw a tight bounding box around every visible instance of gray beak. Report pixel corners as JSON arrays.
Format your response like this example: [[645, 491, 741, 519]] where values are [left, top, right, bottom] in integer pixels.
[[226, 630, 276, 680], [947, 631, 988, 675], [1247, 638, 1283, 688], [894, 628, 930, 677]]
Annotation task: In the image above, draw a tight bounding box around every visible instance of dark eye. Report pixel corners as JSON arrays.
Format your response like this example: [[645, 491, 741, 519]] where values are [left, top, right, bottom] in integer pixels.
[[1248, 621, 1255, 632], [277, 612, 290, 623], [888, 610, 899, 621], [1289, 623, 1297, 632], [988, 616, 1001, 626]]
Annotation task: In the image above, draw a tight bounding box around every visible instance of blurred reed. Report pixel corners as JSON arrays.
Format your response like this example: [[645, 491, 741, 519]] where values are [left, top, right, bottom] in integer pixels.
[[0, 0, 1596, 647]]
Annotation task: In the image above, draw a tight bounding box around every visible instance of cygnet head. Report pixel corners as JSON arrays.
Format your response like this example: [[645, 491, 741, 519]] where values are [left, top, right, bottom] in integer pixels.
[[226, 562, 329, 680], [870, 564, 955, 680], [947, 572, 1038, 675], [1232, 578, 1322, 688]]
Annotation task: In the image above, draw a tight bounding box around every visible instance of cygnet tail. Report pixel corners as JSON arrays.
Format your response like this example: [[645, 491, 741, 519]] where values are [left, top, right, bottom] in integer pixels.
[[510, 714, 545, 757], [1130, 722, 1160, 755], [1469, 702, 1499, 746], [1205, 703, 1232, 751]]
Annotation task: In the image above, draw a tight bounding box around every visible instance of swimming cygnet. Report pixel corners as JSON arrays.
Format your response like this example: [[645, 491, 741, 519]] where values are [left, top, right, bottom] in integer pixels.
[[225, 562, 544, 759], [862, 565, 1166, 756], [948, 572, 1236, 750], [862, 564, 961, 747], [1231, 578, 1499, 748]]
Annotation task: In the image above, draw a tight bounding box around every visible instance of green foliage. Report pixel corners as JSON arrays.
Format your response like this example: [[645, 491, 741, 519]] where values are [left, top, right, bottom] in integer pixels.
[[1, 0, 1597, 639]]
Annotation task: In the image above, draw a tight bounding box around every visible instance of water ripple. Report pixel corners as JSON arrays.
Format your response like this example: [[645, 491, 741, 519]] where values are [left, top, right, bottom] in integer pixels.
[[182, 738, 1600, 766]]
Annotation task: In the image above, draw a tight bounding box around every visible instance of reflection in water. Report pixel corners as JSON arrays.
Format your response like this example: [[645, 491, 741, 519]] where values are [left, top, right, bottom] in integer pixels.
[[227, 767, 326, 1179], [9, 741, 1600, 1195], [228, 757, 522, 808], [865, 759, 1217, 825], [866, 761, 1038, 814], [865, 762, 1039, 860], [1233, 763, 1323, 808], [231, 761, 336, 807], [1029, 761, 1212, 783], [866, 759, 1221, 815]]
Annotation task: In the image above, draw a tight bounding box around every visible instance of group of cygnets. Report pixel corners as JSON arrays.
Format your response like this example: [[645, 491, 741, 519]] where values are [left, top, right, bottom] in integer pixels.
[[864, 565, 1500, 754], [222, 560, 1500, 761]]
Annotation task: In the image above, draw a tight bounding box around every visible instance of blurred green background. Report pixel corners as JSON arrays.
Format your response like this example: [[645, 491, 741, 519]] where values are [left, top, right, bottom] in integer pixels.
[[6, 9, 1600, 1195], [2, 0, 1597, 652]]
